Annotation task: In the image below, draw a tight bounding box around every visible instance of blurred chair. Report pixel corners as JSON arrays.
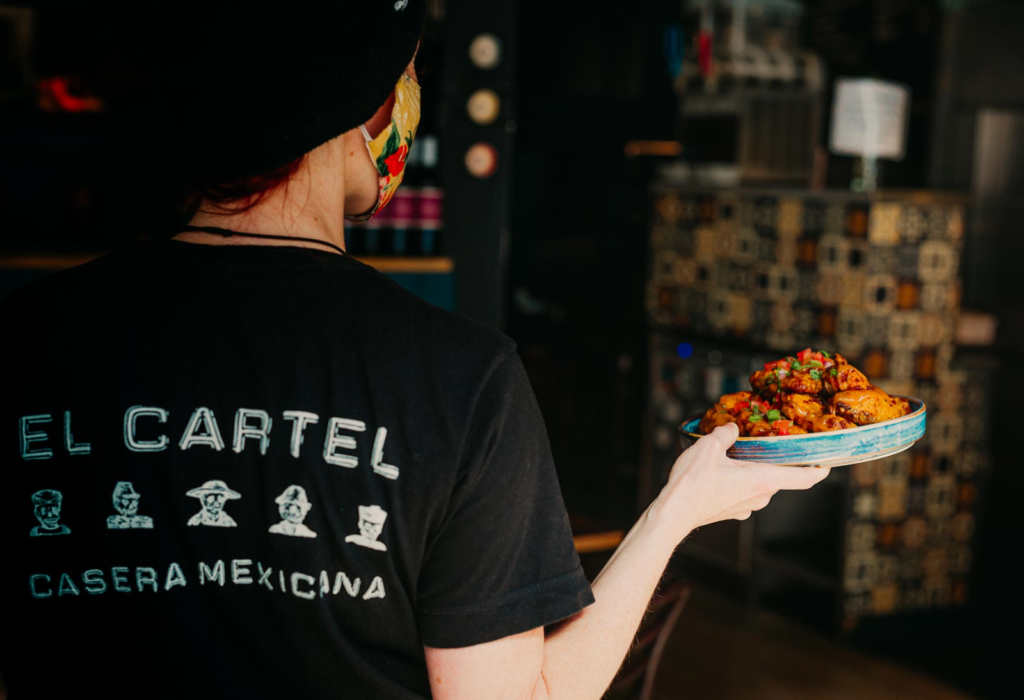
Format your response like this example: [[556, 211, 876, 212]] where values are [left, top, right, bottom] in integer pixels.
[[603, 578, 691, 700]]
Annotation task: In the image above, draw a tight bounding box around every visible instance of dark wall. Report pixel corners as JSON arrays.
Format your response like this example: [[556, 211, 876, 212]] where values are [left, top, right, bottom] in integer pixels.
[[802, 0, 941, 189], [507, 1, 678, 523]]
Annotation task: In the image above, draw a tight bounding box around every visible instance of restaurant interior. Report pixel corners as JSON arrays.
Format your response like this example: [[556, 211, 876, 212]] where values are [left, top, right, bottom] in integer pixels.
[[1, 0, 1021, 698]]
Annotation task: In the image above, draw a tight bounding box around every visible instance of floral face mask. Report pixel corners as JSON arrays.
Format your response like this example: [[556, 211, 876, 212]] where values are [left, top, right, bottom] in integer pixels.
[[345, 72, 421, 223]]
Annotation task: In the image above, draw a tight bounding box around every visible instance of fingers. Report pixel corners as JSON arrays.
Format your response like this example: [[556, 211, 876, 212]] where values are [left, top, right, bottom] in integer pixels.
[[724, 493, 775, 512], [751, 463, 831, 491], [699, 494, 775, 527], [719, 495, 773, 522], [704, 423, 739, 451]]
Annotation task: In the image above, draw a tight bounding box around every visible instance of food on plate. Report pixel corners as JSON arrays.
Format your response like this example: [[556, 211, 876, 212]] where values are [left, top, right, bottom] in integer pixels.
[[696, 348, 912, 437], [832, 389, 908, 425], [779, 393, 826, 430], [823, 354, 871, 394], [808, 414, 858, 433]]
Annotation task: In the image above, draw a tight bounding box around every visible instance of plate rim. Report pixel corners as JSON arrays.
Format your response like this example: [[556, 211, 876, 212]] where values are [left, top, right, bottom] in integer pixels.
[[679, 395, 926, 441], [760, 441, 917, 467]]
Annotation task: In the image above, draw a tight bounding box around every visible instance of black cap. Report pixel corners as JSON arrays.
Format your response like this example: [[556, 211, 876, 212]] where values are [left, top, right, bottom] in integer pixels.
[[164, 0, 425, 183]]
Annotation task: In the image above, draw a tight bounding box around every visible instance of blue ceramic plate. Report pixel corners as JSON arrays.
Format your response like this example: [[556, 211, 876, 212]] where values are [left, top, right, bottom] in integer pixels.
[[678, 397, 926, 467]]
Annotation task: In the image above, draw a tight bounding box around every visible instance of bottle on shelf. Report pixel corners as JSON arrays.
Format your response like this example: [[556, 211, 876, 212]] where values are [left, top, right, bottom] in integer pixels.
[[414, 134, 444, 257], [391, 223, 409, 256], [418, 220, 440, 256]]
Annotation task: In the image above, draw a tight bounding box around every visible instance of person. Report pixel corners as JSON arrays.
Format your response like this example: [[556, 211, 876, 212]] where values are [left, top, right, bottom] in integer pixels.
[[269, 485, 317, 538], [185, 480, 242, 528], [106, 481, 155, 529], [345, 505, 389, 551], [0, 2, 829, 698], [28, 490, 71, 537]]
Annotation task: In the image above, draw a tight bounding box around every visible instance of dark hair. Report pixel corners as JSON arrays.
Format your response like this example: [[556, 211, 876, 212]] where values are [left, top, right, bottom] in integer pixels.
[[181, 155, 307, 217]]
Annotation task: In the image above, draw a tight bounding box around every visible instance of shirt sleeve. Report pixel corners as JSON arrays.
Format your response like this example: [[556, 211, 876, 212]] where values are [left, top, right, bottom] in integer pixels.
[[416, 350, 595, 648]]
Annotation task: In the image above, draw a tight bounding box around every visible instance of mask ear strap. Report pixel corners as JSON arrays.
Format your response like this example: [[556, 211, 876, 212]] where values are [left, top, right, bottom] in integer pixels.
[[358, 124, 378, 164]]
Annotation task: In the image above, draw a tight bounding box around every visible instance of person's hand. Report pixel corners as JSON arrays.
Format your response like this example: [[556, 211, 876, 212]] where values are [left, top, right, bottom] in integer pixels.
[[650, 423, 830, 542]]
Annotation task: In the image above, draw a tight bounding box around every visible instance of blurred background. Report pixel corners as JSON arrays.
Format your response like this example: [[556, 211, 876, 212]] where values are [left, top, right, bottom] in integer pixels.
[[1, 0, 1021, 697]]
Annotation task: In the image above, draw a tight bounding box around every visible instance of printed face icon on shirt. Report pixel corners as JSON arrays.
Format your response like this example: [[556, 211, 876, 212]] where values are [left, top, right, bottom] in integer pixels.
[[186, 480, 241, 527], [30, 489, 70, 536], [344, 505, 388, 551], [268, 485, 317, 538], [107, 481, 154, 529]]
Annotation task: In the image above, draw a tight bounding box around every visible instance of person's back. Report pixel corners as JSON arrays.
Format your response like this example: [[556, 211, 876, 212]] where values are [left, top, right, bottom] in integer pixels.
[[0, 3, 831, 696], [0, 240, 588, 698]]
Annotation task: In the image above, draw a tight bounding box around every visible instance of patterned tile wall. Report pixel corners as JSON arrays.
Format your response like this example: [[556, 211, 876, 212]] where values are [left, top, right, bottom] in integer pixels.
[[646, 188, 991, 630]]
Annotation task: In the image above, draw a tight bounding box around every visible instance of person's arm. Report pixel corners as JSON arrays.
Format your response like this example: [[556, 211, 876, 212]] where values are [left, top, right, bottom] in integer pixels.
[[425, 423, 830, 699]]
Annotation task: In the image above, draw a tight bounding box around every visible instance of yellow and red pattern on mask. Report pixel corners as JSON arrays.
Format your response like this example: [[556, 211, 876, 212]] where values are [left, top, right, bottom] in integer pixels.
[[347, 72, 421, 223]]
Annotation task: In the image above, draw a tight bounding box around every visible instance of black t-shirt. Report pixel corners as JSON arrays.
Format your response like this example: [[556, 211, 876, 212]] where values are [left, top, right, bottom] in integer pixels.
[[0, 240, 593, 699]]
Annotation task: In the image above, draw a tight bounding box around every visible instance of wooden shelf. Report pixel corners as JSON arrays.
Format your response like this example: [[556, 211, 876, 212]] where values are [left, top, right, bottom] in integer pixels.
[[573, 530, 625, 554], [358, 256, 453, 274], [0, 253, 105, 270], [0, 253, 453, 275]]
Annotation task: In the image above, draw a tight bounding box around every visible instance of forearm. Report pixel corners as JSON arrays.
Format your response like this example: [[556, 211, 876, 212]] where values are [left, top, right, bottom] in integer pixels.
[[427, 425, 828, 700], [531, 498, 687, 700]]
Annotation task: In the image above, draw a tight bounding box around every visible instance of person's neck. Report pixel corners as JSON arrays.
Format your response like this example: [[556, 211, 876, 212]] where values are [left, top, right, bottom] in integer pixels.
[[178, 143, 349, 254]]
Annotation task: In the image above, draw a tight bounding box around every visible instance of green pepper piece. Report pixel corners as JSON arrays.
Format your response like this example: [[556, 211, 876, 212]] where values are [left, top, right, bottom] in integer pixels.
[[810, 369, 822, 381], [766, 409, 781, 421]]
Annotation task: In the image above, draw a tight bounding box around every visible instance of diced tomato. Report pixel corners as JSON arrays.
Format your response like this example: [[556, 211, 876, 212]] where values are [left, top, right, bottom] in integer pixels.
[[777, 427, 790, 436], [797, 348, 812, 362], [772, 420, 792, 428], [810, 352, 824, 364], [777, 360, 791, 370], [764, 361, 778, 371], [735, 401, 750, 411]]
